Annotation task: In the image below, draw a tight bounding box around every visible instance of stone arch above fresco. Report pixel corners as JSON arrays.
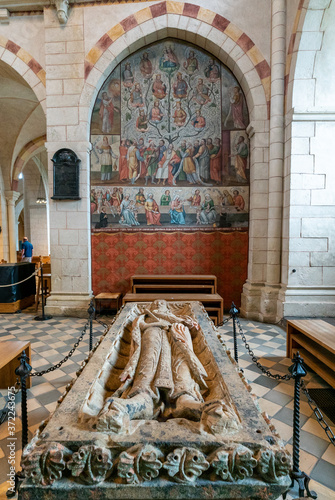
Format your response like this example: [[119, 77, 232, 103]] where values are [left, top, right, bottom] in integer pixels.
[[90, 39, 250, 232]]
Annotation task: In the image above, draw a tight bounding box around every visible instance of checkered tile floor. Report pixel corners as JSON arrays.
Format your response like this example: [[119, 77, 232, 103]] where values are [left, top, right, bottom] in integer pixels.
[[0, 311, 334, 499]]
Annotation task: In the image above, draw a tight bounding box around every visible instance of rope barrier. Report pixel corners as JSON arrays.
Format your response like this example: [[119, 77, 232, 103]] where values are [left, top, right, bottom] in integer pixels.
[[0, 269, 38, 287]]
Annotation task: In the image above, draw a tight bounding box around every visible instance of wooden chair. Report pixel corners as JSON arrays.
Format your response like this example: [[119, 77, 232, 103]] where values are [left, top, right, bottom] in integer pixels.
[[35, 258, 51, 311]]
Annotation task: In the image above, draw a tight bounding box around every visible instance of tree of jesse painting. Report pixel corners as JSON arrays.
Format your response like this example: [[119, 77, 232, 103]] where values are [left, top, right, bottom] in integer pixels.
[[90, 39, 250, 230]]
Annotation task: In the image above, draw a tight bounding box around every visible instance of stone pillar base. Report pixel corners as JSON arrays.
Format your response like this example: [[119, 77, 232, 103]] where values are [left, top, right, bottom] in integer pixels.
[[279, 286, 335, 318], [241, 282, 282, 323], [45, 292, 93, 317]]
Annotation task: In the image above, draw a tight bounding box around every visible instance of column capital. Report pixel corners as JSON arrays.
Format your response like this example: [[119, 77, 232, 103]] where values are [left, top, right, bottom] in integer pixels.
[[5, 190, 20, 204]]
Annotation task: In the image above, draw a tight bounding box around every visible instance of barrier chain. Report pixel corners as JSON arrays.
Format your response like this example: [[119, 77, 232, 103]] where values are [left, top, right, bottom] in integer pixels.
[[235, 314, 292, 381], [29, 319, 89, 377], [300, 380, 335, 446]]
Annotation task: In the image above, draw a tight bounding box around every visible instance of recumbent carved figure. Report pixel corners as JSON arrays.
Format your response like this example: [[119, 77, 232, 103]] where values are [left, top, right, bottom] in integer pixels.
[[95, 300, 240, 435]]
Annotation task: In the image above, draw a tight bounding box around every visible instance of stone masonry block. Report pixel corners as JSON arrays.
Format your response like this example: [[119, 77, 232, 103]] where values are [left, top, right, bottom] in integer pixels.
[[45, 25, 84, 43], [290, 237, 328, 252], [63, 79, 84, 95], [59, 229, 79, 246], [292, 79, 315, 110], [47, 107, 79, 126], [47, 63, 83, 80], [289, 252, 310, 267], [45, 42, 66, 54], [291, 137, 310, 155], [299, 31, 323, 51], [46, 79, 63, 95], [302, 174, 325, 189], [295, 51, 316, 79]]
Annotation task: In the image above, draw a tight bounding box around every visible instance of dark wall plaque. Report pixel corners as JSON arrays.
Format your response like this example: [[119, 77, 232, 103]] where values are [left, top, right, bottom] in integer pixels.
[[51, 148, 81, 200]]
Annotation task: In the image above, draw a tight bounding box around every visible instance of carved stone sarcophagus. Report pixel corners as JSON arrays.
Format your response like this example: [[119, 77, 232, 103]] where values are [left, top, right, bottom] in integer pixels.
[[18, 301, 291, 499]]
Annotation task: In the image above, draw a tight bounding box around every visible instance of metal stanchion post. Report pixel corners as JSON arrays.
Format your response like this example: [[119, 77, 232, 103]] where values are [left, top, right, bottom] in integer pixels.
[[287, 352, 317, 499], [88, 300, 95, 352], [229, 302, 239, 364], [34, 264, 52, 321], [6, 351, 32, 498], [15, 351, 31, 451]]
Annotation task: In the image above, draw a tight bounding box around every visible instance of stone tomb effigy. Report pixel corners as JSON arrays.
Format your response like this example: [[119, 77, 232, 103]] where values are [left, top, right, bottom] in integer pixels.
[[19, 301, 291, 500]]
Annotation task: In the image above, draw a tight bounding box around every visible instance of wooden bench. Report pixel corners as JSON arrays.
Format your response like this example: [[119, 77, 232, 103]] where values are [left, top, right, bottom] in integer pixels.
[[0, 341, 31, 389], [131, 274, 217, 293], [95, 292, 122, 315], [287, 319, 335, 389], [123, 293, 223, 323]]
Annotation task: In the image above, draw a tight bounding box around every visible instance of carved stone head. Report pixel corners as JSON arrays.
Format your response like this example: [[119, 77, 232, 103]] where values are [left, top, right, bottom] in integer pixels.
[[55, 0, 69, 24], [150, 299, 169, 314]]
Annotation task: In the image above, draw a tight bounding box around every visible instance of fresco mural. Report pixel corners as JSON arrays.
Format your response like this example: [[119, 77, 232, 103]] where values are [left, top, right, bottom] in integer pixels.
[[90, 39, 249, 230]]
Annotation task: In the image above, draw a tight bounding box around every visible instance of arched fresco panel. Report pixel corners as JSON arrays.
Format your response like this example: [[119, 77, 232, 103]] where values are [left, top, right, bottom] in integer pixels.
[[90, 39, 249, 231]]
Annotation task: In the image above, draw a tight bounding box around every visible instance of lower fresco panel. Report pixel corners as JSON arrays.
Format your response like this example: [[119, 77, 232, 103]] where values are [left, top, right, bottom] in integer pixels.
[[91, 230, 248, 309]]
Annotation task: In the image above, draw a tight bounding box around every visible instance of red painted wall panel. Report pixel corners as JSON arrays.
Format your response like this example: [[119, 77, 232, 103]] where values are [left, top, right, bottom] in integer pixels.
[[92, 230, 248, 309]]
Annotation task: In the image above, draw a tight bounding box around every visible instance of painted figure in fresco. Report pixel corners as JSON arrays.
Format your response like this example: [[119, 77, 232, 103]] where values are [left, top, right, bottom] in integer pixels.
[[130, 83, 144, 108], [127, 141, 145, 184], [170, 195, 186, 225], [91, 189, 97, 214], [137, 137, 147, 179], [136, 109, 149, 132], [144, 141, 159, 185], [199, 194, 217, 225], [97, 136, 118, 181], [152, 74, 167, 99], [171, 140, 187, 183], [111, 187, 121, 210], [183, 49, 198, 75], [140, 51, 153, 78], [99, 91, 114, 134], [119, 194, 140, 226], [122, 62, 134, 88], [193, 140, 200, 156], [193, 139, 210, 181], [160, 46, 179, 70], [204, 58, 220, 82], [233, 190, 245, 211], [210, 138, 222, 184], [173, 101, 187, 127], [145, 193, 161, 226], [221, 190, 234, 206], [207, 138, 214, 154], [224, 86, 246, 129], [160, 189, 171, 206], [119, 139, 129, 181], [230, 135, 248, 182], [180, 142, 199, 185], [193, 78, 211, 105], [187, 189, 201, 207], [156, 143, 175, 186], [149, 100, 163, 123], [135, 187, 146, 205], [96, 207, 108, 229], [191, 109, 206, 129], [173, 72, 188, 99]]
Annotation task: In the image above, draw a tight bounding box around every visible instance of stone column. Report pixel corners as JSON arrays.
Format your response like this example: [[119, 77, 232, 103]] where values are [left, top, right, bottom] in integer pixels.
[[43, 5, 93, 316], [259, 0, 286, 322], [5, 191, 20, 263]]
